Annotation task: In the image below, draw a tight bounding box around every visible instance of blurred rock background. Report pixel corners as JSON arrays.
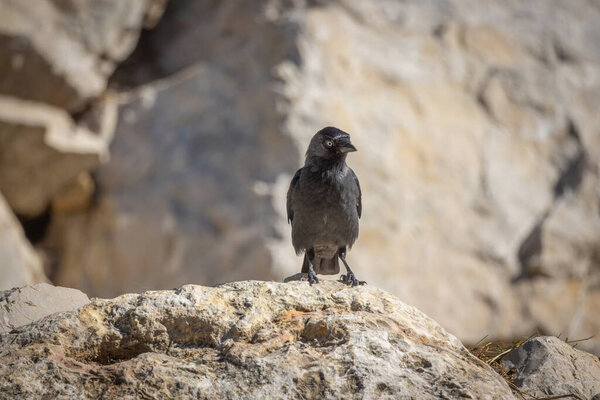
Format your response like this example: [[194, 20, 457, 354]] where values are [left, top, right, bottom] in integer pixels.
[[0, 0, 598, 354]]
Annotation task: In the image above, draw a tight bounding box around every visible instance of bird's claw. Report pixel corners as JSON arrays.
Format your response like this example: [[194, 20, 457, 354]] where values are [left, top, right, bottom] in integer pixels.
[[307, 270, 319, 286], [341, 273, 366, 287]]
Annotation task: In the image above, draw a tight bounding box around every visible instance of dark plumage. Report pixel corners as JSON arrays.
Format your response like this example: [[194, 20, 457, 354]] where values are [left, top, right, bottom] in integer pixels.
[[286, 126, 365, 286]]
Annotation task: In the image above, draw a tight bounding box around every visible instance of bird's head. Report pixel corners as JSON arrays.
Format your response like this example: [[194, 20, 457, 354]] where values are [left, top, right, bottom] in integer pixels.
[[306, 126, 357, 161]]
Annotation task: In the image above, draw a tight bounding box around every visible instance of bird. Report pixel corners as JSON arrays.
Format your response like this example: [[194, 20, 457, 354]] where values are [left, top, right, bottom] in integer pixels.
[[286, 126, 365, 286]]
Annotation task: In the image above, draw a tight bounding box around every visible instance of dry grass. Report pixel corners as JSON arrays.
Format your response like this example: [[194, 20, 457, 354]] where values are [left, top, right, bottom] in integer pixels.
[[469, 334, 592, 400]]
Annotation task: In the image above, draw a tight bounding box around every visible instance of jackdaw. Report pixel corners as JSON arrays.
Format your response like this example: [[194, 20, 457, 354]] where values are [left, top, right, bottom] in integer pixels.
[[286, 126, 365, 286]]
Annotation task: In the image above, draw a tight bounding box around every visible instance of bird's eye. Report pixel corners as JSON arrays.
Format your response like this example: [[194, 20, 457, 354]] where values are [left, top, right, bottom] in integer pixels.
[[325, 140, 333, 148]]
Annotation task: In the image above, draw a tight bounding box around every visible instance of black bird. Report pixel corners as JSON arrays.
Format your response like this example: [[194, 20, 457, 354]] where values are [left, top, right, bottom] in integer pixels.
[[287, 126, 365, 286]]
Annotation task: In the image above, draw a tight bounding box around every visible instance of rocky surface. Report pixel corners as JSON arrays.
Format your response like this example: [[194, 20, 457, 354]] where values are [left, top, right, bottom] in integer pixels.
[[0, 193, 45, 291], [501, 336, 600, 399], [0, 282, 89, 333], [0, 280, 518, 399]]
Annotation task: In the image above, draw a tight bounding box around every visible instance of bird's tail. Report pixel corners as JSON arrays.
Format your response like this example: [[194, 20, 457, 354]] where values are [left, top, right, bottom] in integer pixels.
[[301, 253, 340, 275]]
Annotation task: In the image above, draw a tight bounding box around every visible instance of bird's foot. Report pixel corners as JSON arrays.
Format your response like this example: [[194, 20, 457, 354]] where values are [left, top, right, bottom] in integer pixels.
[[307, 269, 319, 286], [340, 272, 366, 287]]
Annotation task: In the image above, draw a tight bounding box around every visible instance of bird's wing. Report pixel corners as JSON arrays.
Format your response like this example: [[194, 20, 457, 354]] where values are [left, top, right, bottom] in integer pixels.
[[351, 169, 362, 218], [286, 168, 302, 223]]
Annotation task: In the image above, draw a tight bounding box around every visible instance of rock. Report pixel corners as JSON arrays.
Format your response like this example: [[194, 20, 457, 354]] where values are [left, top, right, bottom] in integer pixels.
[[0, 282, 89, 333], [501, 336, 600, 399], [0, 95, 113, 216], [44, 0, 600, 355], [0, 0, 166, 111], [0, 280, 517, 399], [0, 193, 46, 291]]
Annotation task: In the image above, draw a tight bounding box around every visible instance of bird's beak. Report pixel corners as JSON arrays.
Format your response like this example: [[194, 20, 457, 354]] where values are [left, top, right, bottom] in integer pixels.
[[338, 140, 357, 153]]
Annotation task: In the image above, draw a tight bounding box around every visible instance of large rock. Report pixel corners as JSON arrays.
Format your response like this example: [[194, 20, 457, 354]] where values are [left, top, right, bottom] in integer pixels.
[[0, 193, 46, 291], [49, 0, 600, 354], [0, 280, 517, 399], [0, 283, 89, 333], [501, 336, 600, 399]]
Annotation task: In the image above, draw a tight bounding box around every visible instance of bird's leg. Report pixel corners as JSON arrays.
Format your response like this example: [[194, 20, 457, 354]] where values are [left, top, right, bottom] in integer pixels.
[[306, 249, 319, 285], [339, 248, 366, 287]]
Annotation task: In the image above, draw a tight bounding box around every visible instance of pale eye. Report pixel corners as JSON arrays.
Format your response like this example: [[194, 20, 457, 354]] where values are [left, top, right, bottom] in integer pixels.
[[325, 140, 333, 148]]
